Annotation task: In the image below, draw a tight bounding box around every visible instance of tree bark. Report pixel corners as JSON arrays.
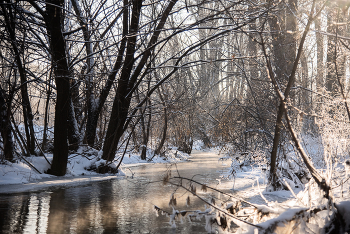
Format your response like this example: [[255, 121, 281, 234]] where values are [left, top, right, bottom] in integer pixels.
[[71, 0, 96, 148], [141, 98, 151, 160], [83, 3, 128, 147], [268, 0, 298, 188], [0, 85, 14, 161], [42, 88, 51, 152], [154, 89, 168, 155], [102, 0, 143, 161], [45, 0, 71, 176], [67, 98, 80, 150]]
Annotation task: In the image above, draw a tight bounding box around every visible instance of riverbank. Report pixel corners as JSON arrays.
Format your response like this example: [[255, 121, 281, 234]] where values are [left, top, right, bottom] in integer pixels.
[[0, 146, 190, 194], [2, 150, 349, 233], [0, 150, 230, 233]]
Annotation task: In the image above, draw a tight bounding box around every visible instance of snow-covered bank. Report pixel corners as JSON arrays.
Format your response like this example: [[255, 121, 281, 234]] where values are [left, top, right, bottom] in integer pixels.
[[0, 147, 190, 194], [212, 146, 350, 233]]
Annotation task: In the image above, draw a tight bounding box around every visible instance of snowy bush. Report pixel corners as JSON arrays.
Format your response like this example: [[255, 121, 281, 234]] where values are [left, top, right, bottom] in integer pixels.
[[221, 146, 269, 179]]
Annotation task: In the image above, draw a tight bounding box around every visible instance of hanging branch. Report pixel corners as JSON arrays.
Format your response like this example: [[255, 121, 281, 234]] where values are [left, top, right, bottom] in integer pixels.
[[166, 178, 262, 229], [172, 176, 257, 208]]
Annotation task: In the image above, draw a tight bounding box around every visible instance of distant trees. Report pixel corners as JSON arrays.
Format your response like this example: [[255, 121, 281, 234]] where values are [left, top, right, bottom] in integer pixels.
[[0, 0, 262, 170]]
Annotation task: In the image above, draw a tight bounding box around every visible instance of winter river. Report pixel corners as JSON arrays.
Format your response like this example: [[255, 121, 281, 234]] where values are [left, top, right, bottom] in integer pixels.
[[0, 151, 236, 233]]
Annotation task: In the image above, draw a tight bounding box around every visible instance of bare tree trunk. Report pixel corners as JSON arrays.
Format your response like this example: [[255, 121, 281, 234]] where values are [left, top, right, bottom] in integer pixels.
[[333, 16, 350, 122], [268, 0, 298, 188], [265, 0, 325, 190], [300, 51, 312, 132], [268, 5, 286, 84], [11, 112, 28, 154], [67, 99, 80, 150], [45, 0, 71, 176], [300, 51, 309, 112], [83, 0, 128, 147], [102, 0, 143, 161], [154, 85, 169, 156], [2, 3, 35, 155], [315, 9, 324, 92], [42, 87, 51, 152], [154, 107, 168, 156], [140, 103, 151, 160], [102, 0, 177, 161], [139, 101, 146, 158], [0, 85, 14, 161], [326, 8, 338, 95], [71, 0, 96, 148]]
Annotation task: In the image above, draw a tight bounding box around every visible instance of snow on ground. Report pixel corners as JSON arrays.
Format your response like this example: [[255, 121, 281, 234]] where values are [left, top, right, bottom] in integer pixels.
[[214, 146, 350, 233], [2, 140, 350, 231], [0, 146, 190, 194]]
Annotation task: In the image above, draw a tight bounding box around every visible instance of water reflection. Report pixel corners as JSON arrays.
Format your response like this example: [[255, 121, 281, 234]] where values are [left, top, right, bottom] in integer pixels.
[[0, 193, 51, 234], [24, 194, 50, 233], [0, 152, 229, 233]]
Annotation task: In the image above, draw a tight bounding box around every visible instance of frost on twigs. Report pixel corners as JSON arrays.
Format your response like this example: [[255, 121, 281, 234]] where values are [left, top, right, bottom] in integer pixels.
[[169, 194, 177, 206], [155, 171, 350, 233], [162, 171, 171, 185], [186, 196, 190, 206], [226, 201, 241, 215], [156, 175, 261, 232], [154, 205, 161, 217], [190, 184, 196, 194]]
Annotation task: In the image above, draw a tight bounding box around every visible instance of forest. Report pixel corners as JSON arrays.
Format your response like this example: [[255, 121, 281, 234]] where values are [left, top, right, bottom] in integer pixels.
[[1, 0, 350, 233]]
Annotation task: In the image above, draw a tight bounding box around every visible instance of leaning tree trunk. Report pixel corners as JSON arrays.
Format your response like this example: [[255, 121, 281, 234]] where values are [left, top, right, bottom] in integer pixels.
[[264, 0, 322, 190], [101, 0, 178, 162], [102, 0, 143, 161], [268, 0, 297, 188], [1, 3, 36, 156], [82, 0, 128, 147]]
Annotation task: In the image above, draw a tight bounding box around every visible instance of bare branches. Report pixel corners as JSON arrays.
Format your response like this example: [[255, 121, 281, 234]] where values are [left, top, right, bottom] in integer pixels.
[[164, 176, 262, 229], [261, 0, 332, 197]]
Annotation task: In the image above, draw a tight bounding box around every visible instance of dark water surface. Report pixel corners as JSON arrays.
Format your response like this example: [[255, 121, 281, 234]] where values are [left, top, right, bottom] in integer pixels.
[[0, 151, 231, 233]]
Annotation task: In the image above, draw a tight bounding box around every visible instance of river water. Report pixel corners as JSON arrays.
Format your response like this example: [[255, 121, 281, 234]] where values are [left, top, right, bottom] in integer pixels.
[[0, 151, 233, 233]]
